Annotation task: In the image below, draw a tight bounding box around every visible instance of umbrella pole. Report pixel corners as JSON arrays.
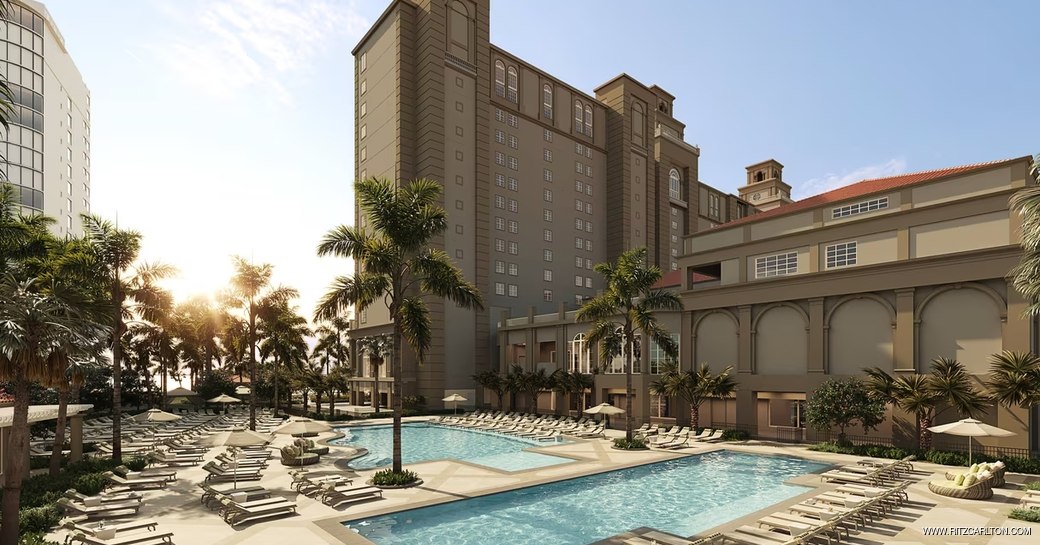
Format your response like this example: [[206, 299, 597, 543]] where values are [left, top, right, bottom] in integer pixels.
[[968, 437, 972, 466]]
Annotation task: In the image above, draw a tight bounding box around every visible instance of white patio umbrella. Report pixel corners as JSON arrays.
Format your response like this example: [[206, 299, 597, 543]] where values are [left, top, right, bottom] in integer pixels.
[[196, 429, 272, 489], [442, 393, 467, 415], [927, 418, 1016, 465], [208, 394, 241, 414], [132, 409, 182, 423], [583, 403, 625, 415], [274, 418, 332, 436]]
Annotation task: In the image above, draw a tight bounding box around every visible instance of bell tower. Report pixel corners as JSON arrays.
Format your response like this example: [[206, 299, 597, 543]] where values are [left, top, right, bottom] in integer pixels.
[[737, 159, 793, 212]]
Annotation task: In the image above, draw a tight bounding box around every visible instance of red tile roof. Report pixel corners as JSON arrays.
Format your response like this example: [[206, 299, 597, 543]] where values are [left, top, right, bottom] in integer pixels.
[[653, 269, 682, 289], [716, 156, 1029, 230]]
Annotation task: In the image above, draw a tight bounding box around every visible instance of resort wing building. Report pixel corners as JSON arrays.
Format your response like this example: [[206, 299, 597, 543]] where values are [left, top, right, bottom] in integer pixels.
[[348, 0, 749, 410], [1, 0, 90, 237]]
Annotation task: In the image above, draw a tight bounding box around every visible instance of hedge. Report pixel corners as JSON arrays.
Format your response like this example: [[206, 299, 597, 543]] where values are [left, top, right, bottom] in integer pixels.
[[807, 442, 1040, 475]]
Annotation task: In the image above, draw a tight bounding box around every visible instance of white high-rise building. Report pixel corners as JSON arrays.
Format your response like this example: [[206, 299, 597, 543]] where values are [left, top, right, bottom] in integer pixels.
[[2, 0, 90, 236]]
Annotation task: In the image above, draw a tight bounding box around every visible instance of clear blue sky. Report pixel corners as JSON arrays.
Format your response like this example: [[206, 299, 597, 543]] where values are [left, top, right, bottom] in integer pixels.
[[43, 0, 1037, 318]]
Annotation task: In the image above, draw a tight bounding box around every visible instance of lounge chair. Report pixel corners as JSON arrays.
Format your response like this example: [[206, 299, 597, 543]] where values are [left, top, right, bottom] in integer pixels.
[[320, 484, 384, 508], [149, 450, 203, 467], [657, 432, 691, 449], [64, 490, 142, 505], [62, 520, 158, 545], [102, 472, 168, 491], [694, 429, 726, 443], [199, 483, 271, 508], [202, 462, 262, 483], [945, 461, 1006, 487], [68, 531, 174, 545], [57, 498, 142, 519], [113, 465, 177, 483], [623, 532, 721, 545], [217, 497, 297, 526], [928, 472, 994, 500]]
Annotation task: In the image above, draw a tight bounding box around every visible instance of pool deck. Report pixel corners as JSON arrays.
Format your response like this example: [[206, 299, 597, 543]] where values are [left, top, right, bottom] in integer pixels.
[[47, 418, 1039, 545]]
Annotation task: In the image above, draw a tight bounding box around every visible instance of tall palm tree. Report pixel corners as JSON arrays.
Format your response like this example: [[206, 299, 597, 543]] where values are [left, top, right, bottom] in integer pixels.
[[175, 296, 223, 376], [0, 184, 53, 276], [220, 314, 249, 382], [864, 357, 987, 450], [576, 247, 682, 441], [315, 177, 484, 475], [504, 365, 524, 411], [473, 368, 506, 410], [224, 257, 298, 429], [515, 366, 549, 412], [0, 276, 107, 545], [649, 362, 737, 429], [1008, 153, 1040, 315], [356, 334, 392, 414], [986, 350, 1040, 410], [258, 301, 309, 412]]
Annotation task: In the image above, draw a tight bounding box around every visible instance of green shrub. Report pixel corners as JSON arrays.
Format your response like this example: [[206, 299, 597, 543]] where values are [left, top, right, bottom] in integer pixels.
[[124, 457, 149, 472], [612, 437, 647, 450], [372, 469, 420, 486], [924, 450, 969, 467], [1023, 481, 1040, 491], [721, 429, 749, 441], [71, 472, 107, 496], [1005, 457, 1040, 475], [18, 533, 60, 545], [19, 504, 63, 534], [1009, 508, 1040, 523]]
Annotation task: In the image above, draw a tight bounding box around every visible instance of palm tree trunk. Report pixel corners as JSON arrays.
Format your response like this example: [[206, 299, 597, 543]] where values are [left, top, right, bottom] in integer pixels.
[[920, 415, 933, 451], [273, 366, 280, 415], [49, 386, 70, 476], [392, 321, 404, 474], [372, 360, 380, 415], [625, 331, 634, 441], [1, 375, 32, 545], [248, 303, 257, 431], [496, 391, 504, 410], [112, 284, 124, 463], [690, 401, 700, 430], [161, 364, 168, 411]]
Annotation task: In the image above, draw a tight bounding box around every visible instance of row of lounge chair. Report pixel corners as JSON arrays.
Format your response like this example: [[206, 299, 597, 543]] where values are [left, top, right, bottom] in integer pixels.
[[440, 411, 606, 439], [820, 456, 915, 486], [289, 469, 386, 507], [646, 427, 725, 449]]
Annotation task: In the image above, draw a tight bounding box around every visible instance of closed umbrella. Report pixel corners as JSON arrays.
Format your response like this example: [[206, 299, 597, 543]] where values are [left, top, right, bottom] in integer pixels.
[[196, 429, 272, 489], [442, 393, 467, 415], [132, 409, 182, 423], [274, 418, 332, 436], [928, 418, 1016, 465]]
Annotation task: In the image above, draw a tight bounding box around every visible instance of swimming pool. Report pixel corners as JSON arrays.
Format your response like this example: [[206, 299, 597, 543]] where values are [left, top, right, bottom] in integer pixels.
[[333, 422, 573, 471], [346, 451, 827, 545]]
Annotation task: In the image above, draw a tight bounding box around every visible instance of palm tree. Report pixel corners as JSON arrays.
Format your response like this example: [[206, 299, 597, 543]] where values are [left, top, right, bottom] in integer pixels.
[[864, 357, 987, 450], [315, 177, 484, 475], [356, 334, 392, 414], [0, 276, 107, 544], [224, 256, 298, 429], [0, 184, 53, 276], [1008, 154, 1040, 315], [551, 370, 593, 414], [258, 301, 309, 413], [987, 350, 1040, 410], [576, 247, 682, 441], [472, 368, 506, 409], [514, 366, 549, 412], [649, 362, 737, 429], [174, 296, 223, 377], [504, 365, 524, 411], [220, 314, 249, 382]]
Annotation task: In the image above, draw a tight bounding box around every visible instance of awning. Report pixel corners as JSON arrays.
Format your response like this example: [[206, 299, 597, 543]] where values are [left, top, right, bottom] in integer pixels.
[[0, 404, 93, 429]]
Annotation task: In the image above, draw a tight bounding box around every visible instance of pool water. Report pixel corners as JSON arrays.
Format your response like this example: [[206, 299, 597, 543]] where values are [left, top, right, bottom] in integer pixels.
[[346, 451, 827, 545], [333, 422, 572, 471]]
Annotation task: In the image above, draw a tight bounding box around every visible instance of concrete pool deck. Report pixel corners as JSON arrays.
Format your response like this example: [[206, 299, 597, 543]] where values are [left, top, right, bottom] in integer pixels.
[[47, 418, 1038, 545]]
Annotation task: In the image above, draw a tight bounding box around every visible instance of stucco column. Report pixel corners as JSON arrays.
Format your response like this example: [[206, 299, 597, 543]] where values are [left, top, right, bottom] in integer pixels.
[[807, 298, 825, 373], [894, 288, 916, 372], [69, 414, 83, 463], [525, 327, 535, 372], [738, 305, 753, 374], [1004, 287, 1029, 352], [681, 310, 694, 372]]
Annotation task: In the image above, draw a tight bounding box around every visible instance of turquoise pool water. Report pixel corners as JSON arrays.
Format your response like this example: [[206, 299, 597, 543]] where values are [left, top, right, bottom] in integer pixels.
[[346, 451, 827, 545], [333, 422, 572, 471]]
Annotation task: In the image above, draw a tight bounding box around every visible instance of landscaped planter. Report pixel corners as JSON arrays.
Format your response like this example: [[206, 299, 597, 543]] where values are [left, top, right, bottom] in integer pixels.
[[367, 478, 424, 490]]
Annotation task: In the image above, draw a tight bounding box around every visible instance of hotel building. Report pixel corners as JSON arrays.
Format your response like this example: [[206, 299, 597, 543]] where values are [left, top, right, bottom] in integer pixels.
[[348, 0, 751, 409], [1, 0, 90, 236]]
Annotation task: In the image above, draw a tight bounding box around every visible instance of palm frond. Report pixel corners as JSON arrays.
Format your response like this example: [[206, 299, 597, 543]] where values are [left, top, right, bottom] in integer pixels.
[[397, 296, 431, 365]]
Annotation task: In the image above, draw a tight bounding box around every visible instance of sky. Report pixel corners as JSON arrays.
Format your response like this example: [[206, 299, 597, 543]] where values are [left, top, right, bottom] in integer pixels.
[[42, 0, 1037, 323]]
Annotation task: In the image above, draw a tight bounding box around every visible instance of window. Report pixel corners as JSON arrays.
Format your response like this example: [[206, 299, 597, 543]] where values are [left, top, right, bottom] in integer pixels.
[[495, 108, 504, 122], [508, 114, 518, 128], [576, 143, 583, 155], [506, 67, 518, 103], [584, 104, 593, 136], [544, 209, 553, 222], [544, 249, 553, 262], [669, 169, 681, 200], [709, 193, 720, 219], [576, 161, 584, 174], [508, 263, 518, 276], [495, 195, 505, 209], [575, 180, 583, 193], [576, 256, 585, 268], [508, 220, 518, 233], [575, 237, 584, 249], [586, 165, 592, 177], [543, 269, 553, 282], [543, 229, 553, 242], [585, 239, 592, 251], [544, 149, 553, 162], [495, 260, 505, 274], [360, 80, 367, 95], [585, 221, 592, 233], [456, 249, 464, 259], [585, 184, 592, 196], [544, 129, 553, 142], [495, 152, 505, 165], [359, 147, 366, 161], [570, 334, 592, 374], [575, 275, 583, 286], [543, 84, 553, 119], [755, 252, 799, 279], [585, 277, 592, 289], [508, 177, 518, 191], [495, 282, 505, 295], [455, 224, 463, 234], [509, 135, 517, 149], [495, 239, 505, 252], [832, 197, 889, 219], [574, 100, 584, 134], [576, 199, 584, 211], [495, 129, 505, 144], [508, 284, 518, 297], [543, 169, 553, 182], [360, 103, 367, 117], [509, 241, 518, 255], [494, 60, 505, 97], [495, 217, 505, 230], [575, 218, 583, 230], [585, 258, 592, 269], [496, 173, 506, 187], [509, 199, 518, 212], [360, 52, 367, 72], [825, 241, 857, 268], [508, 156, 518, 170], [585, 202, 592, 214], [543, 189, 553, 202], [543, 289, 553, 302], [66, 180, 72, 194], [360, 125, 367, 139]]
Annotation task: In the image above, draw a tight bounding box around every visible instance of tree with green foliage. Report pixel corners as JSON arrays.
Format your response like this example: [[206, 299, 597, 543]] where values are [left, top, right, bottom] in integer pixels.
[[987, 350, 1040, 410], [315, 177, 484, 476], [473, 368, 506, 410], [1008, 153, 1040, 313], [649, 362, 737, 429], [805, 378, 887, 445], [576, 247, 682, 441], [258, 301, 309, 413], [356, 334, 392, 414], [550, 369, 593, 415]]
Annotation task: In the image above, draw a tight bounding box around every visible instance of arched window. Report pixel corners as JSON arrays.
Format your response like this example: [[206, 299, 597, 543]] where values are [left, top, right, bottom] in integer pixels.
[[755, 171, 764, 182], [494, 60, 505, 97], [448, 1, 470, 57], [570, 333, 591, 374], [607, 330, 640, 374], [574, 100, 584, 134], [669, 168, 681, 200], [506, 66, 518, 103], [542, 84, 553, 119], [584, 104, 593, 136]]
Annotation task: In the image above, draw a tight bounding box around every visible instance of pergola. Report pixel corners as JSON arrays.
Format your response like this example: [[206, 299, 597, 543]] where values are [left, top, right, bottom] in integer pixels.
[[0, 404, 93, 476]]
